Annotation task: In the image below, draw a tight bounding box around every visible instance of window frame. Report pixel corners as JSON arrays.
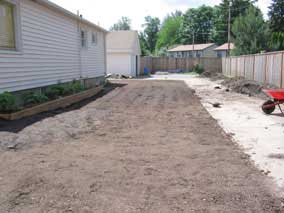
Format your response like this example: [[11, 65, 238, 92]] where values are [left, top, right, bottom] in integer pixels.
[[0, 0, 22, 54], [81, 29, 88, 49], [91, 31, 98, 45]]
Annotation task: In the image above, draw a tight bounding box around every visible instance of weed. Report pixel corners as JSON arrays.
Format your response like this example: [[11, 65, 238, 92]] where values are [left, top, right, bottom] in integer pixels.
[[0, 92, 18, 113]]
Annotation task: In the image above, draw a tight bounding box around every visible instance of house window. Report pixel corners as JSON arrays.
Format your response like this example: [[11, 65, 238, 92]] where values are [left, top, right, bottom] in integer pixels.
[[0, 1, 16, 50], [81, 30, 87, 48], [92, 32, 97, 44]]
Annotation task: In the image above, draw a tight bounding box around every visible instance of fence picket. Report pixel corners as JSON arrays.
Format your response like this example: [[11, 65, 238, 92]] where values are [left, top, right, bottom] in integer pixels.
[[222, 51, 284, 88]]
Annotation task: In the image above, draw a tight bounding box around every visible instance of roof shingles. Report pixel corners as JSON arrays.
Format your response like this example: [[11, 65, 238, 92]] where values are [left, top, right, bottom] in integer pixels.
[[168, 43, 216, 52]]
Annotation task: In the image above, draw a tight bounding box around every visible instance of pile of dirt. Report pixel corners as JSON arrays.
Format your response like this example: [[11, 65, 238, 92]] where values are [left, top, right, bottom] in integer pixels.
[[0, 106, 110, 151], [201, 70, 225, 81], [222, 77, 277, 98]]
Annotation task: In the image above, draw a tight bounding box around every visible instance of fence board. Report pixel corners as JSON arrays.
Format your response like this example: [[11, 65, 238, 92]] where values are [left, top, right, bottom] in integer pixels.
[[254, 54, 266, 83], [140, 57, 222, 74], [222, 51, 284, 88]]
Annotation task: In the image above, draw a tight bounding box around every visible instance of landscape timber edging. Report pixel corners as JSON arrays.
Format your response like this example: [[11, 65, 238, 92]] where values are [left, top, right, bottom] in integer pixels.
[[0, 86, 103, 121]]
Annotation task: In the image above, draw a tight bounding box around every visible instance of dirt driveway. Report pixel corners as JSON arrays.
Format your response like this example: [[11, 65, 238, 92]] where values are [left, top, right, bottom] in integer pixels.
[[0, 80, 283, 212]]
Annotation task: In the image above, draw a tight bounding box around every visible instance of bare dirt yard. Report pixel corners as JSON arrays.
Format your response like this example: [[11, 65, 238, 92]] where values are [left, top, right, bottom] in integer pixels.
[[0, 80, 283, 212]]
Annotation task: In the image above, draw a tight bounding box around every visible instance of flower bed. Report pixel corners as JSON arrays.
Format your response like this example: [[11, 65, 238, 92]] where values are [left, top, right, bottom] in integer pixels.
[[0, 86, 103, 121]]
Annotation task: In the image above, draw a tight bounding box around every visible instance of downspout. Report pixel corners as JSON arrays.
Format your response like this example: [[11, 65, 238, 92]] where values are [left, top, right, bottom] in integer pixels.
[[77, 11, 83, 79], [104, 32, 107, 76]]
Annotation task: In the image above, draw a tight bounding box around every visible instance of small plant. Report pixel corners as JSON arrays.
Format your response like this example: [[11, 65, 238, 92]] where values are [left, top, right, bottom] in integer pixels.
[[23, 92, 49, 107], [45, 85, 66, 99], [105, 79, 111, 86], [45, 82, 85, 99], [0, 92, 18, 113], [70, 81, 84, 93], [193, 64, 204, 74]]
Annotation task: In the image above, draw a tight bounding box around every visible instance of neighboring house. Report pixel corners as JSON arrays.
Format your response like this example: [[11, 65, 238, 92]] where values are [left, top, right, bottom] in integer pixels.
[[107, 31, 141, 77], [214, 43, 235, 57], [168, 43, 218, 58], [0, 0, 108, 94]]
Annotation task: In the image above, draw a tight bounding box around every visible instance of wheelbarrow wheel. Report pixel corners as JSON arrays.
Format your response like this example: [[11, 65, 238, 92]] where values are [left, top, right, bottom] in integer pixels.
[[262, 100, 276, 114]]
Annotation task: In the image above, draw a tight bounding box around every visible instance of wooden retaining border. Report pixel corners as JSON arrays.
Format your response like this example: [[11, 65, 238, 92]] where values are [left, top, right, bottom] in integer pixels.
[[0, 86, 103, 121]]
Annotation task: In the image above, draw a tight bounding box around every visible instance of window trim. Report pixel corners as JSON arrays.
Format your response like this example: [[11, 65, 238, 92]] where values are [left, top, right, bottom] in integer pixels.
[[0, 0, 22, 54], [80, 29, 88, 49], [92, 31, 97, 45]]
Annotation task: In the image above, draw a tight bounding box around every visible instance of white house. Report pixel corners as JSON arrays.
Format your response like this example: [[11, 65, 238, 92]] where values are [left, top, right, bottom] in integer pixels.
[[168, 43, 218, 58], [107, 31, 141, 77], [0, 0, 108, 94], [214, 43, 235, 57]]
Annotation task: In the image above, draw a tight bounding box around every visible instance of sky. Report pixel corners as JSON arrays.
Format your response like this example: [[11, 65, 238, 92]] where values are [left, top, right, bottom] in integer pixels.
[[50, 0, 272, 31]]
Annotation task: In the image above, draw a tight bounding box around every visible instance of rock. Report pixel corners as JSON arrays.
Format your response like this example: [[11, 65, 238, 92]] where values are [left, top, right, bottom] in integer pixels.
[[212, 102, 222, 108], [7, 143, 18, 150], [214, 86, 222, 90]]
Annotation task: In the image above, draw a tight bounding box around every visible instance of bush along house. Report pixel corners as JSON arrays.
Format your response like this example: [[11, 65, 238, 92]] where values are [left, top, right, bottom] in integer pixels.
[[0, 0, 108, 116]]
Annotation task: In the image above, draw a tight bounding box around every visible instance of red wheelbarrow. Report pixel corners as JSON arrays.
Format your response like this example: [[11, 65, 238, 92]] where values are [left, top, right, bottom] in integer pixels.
[[262, 90, 284, 114]]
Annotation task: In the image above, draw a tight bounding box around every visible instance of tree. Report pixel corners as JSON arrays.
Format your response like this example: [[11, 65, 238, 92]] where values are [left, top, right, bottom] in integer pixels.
[[139, 32, 151, 56], [179, 5, 216, 45], [269, 0, 284, 32], [268, 0, 284, 50], [213, 0, 257, 45], [232, 6, 269, 55], [156, 15, 182, 50], [142, 16, 161, 54], [110, 17, 131, 31]]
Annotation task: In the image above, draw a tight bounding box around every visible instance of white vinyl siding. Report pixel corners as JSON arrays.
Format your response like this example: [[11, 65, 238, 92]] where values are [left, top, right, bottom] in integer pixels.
[[0, 1, 15, 50], [0, 0, 106, 93], [81, 26, 106, 79]]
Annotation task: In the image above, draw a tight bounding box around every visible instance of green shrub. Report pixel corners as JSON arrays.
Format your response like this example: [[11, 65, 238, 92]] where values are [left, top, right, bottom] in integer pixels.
[[45, 82, 85, 99], [193, 64, 204, 74], [23, 92, 49, 106], [45, 85, 66, 99], [70, 81, 84, 93], [0, 92, 18, 113]]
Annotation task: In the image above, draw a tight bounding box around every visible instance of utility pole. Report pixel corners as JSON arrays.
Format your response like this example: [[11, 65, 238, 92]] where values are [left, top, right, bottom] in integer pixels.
[[228, 0, 231, 56]]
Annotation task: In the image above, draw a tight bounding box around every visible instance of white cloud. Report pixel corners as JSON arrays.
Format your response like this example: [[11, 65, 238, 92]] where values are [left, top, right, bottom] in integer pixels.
[[256, 0, 272, 19], [50, 0, 272, 31]]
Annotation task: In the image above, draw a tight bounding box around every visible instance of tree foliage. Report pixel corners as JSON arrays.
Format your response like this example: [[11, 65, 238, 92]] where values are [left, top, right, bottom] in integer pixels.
[[268, 0, 284, 51], [269, 0, 284, 32], [156, 14, 182, 50], [139, 32, 151, 56], [110, 17, 131, 31], [142, 16, 161, 54], [232, 6, 269, 55], [179, 5, 216, 44], [213, 0, 256, 45], [270, 32, 284, 50]]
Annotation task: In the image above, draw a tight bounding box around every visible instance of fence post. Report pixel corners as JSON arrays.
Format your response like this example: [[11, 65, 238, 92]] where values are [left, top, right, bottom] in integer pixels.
[[243, 56, 246, 77], [175, 58, 177, 70], [252, 55, 255, 81], [229, 57, 232, 76], [264, 55, 268, 84]]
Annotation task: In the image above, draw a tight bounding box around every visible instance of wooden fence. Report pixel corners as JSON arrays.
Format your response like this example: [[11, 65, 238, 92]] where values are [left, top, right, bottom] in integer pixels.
[[222, 51, 284, 88], [140, 57, 222, 74]]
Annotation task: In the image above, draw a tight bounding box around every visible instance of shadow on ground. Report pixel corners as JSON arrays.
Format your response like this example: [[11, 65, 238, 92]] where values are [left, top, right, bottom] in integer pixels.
[[0, 83, 126, 133]]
